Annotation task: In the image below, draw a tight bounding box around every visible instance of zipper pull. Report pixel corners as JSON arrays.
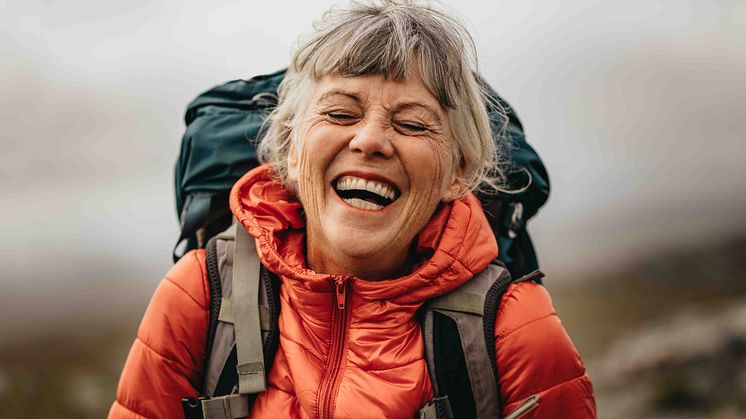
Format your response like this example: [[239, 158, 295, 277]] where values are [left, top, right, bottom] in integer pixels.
[[334, 276, 349, 310]]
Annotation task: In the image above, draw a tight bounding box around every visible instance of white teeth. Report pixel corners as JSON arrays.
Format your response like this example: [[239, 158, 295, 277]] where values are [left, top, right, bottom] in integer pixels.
[[343, 198, 384, 210], [335, 176, 397, 201]]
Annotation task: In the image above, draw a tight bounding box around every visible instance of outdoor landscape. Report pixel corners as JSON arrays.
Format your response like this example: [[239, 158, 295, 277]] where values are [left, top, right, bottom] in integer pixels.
[[2, 0, 745, 417]]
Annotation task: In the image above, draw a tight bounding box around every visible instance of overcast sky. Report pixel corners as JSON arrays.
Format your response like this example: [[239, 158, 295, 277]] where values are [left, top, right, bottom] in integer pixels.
[[1, 0, 745, 327]]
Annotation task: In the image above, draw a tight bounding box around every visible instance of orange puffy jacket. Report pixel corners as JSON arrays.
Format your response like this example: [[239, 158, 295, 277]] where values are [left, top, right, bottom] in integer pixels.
[[110, 166, 596, 418]]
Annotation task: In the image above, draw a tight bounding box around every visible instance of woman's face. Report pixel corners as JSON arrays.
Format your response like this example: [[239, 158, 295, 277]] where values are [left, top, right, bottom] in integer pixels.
[[288, 68, 460, 280]]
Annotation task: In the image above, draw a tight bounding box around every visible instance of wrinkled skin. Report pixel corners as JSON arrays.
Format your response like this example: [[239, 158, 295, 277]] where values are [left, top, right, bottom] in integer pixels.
[[288, 68, 460, 280]]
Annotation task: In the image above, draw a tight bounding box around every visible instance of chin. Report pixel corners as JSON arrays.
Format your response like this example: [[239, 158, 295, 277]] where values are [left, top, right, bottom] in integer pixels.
[[330, 230, 391, 259], [325, 227, 405, 273], [342, 243, 388, 260]]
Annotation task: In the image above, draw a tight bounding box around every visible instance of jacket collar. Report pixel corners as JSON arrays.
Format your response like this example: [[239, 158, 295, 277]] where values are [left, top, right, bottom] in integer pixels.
[[230, 164, 498, 304]]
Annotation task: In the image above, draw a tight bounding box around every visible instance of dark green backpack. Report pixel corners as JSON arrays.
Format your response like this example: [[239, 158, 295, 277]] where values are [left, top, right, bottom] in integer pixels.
[[175, 69, 550, 419], [173, 68, 549, 277]]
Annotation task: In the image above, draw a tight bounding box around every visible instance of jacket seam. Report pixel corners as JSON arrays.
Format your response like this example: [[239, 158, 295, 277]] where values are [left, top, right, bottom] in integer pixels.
[[538, 371, 588, 395], [267, 383, 294, 396], [279, 333, 325, 364], [436, 201, 475, 265], [135, 335, 190, 375], [113, 399, 149, 419], [359, 357, 422, 372], [507, 372, 590, 408], [455, 203, 473, 260], [441, 203, 484, 277], [163, 275, 208, 310], [496, 312, 555, 341]]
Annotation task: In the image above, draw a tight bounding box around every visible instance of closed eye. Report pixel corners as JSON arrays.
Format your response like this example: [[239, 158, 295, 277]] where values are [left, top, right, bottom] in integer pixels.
[[327, 112, 360, 125], [395, 121, 428, 134]]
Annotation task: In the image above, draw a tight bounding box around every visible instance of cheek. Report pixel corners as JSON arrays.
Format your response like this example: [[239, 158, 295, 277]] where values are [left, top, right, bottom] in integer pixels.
[[297, 141, 326, 219], [389, 142, 455, 243], [407, 140, 454, 197], [295, 128, 342, 228]]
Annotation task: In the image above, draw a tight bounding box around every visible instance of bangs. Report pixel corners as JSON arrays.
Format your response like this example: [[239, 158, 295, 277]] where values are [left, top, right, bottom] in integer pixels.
[[293, 4, 469, 109], [262, 1, 500, 196]]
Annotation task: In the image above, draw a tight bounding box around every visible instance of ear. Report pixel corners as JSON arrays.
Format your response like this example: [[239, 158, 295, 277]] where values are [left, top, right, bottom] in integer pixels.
[[440, 163, 464, 202]]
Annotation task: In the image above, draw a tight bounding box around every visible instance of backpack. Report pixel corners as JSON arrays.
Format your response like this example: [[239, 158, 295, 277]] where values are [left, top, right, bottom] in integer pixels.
[[175, 69, 549, 418], [181, 222, 545, 419], [173, 69, 550, 279]]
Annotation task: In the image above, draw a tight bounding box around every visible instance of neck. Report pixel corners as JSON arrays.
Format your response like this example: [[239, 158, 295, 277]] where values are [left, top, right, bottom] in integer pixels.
[[305, 232, 413, 281]]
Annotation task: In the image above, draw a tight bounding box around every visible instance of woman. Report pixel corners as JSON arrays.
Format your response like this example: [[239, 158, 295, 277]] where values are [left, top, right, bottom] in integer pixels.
[[110, 1, 595, 418]]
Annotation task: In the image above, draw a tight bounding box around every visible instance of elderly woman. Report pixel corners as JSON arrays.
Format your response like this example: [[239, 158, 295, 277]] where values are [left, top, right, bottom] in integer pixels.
[[111, 1, 595, 418]]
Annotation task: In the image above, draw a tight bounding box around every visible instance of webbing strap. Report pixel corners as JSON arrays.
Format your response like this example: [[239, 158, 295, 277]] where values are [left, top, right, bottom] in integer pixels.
[[437, 309, 501, 418], [421, 263, 506, 418], [218, 298, 233, 323], [215, 223, 237, 241], [232, 225, 266, 394], [417, 395, 453, 419], [422, 311, 439, 396], [426, 291, 484, 315], [426, 265, 504, 316], [218, 297, 270, 330], [201, 394, 250, 419]]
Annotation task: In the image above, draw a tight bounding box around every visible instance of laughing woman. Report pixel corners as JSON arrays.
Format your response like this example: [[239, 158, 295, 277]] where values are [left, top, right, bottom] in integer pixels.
[[110, 1, 595, 418]]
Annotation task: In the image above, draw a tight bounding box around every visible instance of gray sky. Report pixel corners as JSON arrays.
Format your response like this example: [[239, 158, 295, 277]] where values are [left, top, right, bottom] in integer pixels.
[[2, 0, 745, 327]]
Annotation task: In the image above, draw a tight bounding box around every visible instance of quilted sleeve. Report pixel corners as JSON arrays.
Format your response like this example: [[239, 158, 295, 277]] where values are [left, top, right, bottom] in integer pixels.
[[109, 250, 210, 419], [495, 282, 596, 418]]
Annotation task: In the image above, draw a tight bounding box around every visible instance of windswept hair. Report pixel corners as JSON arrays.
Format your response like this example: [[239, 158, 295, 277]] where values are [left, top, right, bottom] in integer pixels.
[[258, 0, 506, 195]]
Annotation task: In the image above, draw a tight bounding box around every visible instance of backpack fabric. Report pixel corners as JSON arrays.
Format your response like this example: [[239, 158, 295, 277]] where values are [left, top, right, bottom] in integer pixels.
[[173, 69, 549, 277], [183, 221, 540, 419], [174, 70, 284, 262]]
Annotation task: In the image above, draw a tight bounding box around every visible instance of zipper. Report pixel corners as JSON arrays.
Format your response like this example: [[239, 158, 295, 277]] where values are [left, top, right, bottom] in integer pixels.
[[317, 276, 352, 419], [260, 266, 280, 371], [504, 394, 540, 419], [483, 267, 513, 382], [335, 277, 347, 310]]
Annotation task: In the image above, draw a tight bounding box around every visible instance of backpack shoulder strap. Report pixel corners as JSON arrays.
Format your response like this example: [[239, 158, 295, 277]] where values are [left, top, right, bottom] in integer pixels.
[[189, 222, 281, 419], [202, 223, 240, 396], [419, 262, 521, 419], [231, 223, 267, 394]]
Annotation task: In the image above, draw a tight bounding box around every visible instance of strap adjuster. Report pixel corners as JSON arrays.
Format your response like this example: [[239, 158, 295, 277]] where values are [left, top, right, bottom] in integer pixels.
[[418, 395, 454, 419]]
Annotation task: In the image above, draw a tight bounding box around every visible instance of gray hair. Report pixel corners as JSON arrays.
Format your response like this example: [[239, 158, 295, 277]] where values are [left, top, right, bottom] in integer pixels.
[[258, 0, 506, 196]]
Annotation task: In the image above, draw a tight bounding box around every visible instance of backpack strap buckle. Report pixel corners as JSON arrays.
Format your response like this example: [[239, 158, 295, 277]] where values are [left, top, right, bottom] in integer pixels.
[[507, 202, 524, 239], [182, 397, 208, 419], [417, 395, 453, 419]]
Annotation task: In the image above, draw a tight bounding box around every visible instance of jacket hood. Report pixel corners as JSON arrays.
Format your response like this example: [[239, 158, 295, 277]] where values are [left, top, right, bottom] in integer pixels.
[[230, 164, 498, 304]]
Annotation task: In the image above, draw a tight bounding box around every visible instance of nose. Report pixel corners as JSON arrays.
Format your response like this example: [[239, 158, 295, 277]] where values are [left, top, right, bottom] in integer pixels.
[[348, 120, 394, 159]]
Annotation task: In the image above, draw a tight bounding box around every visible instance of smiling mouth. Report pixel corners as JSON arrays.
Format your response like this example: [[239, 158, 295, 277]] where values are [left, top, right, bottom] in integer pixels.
[[333, 175, 400, 210]]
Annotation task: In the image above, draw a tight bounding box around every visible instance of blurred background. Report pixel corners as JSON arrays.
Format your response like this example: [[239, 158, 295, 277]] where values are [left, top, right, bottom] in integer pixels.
[[1, 0, 745, 417]]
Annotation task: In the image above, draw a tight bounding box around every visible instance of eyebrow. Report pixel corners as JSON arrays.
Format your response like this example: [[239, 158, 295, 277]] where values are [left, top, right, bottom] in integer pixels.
[[316, 89, 443, 123], [393, 102, 443, 124], [317, 89, 362, 103]]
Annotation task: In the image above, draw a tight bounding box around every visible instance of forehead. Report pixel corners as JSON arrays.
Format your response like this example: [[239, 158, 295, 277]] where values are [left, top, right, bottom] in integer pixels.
[[312, 71, 446, 117]]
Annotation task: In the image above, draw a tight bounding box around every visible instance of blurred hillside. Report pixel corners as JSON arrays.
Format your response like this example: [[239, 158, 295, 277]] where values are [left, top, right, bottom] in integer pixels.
[[551, 233, 746, 418], [1, 232, 744, 417], [1, 0, 745, 417]]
